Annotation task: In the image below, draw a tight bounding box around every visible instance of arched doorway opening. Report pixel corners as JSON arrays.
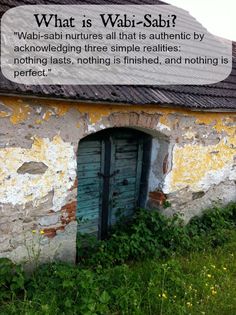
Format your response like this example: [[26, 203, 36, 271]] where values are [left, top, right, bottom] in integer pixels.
[[77, 127, 152, 239]]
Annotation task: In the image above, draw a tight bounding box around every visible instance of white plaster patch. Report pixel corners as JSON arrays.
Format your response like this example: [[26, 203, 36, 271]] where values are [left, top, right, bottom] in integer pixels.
[[162, 171, 174, 194], [0, 136, 76, 211], [162, 143, 175, 194], [99, 124, 106, 130], [87, 125, 97, 132], [35, 106, 42, 114], [156, 122, 171, 132], [38, 213, 60, 226], [197, 163, 236, 191], [148, 138, 161, 191]]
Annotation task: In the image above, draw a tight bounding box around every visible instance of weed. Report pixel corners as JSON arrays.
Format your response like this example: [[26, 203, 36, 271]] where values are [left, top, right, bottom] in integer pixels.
[[0, 258, 25, 302], [77, 203, 236, 268], [0, 203, 235, 315]]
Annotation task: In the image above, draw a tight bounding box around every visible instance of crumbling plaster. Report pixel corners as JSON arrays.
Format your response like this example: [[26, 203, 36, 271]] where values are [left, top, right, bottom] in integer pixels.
[[0, 95, 235, 264]]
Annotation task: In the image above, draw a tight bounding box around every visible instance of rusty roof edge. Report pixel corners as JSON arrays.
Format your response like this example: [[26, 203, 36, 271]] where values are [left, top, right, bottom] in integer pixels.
[[0, 92, 235, 113]]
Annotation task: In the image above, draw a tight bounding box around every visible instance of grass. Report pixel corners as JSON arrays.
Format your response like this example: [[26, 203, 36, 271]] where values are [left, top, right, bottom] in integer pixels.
[[0, 204, 235, 315]]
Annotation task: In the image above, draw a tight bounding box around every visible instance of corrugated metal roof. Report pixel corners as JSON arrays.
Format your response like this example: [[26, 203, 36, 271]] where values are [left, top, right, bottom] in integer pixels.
[[0, 0, 235, 111]]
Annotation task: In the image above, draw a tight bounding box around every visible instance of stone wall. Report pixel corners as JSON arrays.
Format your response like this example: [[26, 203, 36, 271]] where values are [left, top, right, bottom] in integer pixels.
[[0, 95, 235, 264]]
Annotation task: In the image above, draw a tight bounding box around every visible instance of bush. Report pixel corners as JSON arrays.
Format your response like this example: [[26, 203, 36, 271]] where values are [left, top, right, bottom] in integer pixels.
[[0, 203, 235, 314], [187, 203, 236, 248], [77, 203, 236, 268], [22, 263, 112, 315], [0, 258, 25, 301]]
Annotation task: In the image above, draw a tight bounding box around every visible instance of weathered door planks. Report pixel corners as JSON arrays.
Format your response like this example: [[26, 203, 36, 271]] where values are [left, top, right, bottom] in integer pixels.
[[77, 128, 151, 238]]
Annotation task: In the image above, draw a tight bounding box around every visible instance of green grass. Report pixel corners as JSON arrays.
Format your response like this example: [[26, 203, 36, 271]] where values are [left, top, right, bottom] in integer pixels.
[[0, 204, 235, 314]]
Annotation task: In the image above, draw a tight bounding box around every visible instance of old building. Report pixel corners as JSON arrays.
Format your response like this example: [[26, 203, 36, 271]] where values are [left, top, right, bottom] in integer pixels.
[[0, 0, 235, 264]]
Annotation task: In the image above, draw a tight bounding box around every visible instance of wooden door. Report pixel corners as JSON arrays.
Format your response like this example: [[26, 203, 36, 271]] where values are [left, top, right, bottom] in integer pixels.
[[77, 138, 104, 235], [76, 128, 150, 239]]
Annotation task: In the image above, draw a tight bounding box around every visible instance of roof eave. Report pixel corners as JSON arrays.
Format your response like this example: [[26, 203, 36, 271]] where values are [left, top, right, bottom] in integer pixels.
[[0, 91, 235, 113]]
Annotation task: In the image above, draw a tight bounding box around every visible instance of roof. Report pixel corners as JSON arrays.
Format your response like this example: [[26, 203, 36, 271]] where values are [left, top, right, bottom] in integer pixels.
[[0, 0, 235, 111]]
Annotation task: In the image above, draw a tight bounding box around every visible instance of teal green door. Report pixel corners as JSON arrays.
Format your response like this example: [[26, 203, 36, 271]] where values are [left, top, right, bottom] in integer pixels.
[[77, 128, 150, 239]]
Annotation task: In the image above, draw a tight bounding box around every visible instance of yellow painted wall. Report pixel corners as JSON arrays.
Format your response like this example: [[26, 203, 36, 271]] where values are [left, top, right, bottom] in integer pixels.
[[0, 95, 235, 197]]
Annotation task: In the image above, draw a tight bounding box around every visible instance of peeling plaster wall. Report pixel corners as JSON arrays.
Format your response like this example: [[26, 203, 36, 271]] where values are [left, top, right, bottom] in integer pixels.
[[0, 136, 76, 209], [0, 96, 235, 264]]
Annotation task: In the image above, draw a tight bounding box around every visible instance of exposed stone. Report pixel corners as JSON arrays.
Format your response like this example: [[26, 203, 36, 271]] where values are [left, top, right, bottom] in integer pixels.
[[42, 225, 67, 238], [0, 223, 13, 234], [24, 191, 54, 216], [23, 217, 32, 223], [108, 112, 160, 131], [129, 112, 140, 126], [164, 180, 236, 222], [148, 190, 166, 207], [17, 161, 48, 174], [43, 228, 57, 238], [192, 191, 205, 200], [60, 201, 77, 225], [38, 214, 60, 226]]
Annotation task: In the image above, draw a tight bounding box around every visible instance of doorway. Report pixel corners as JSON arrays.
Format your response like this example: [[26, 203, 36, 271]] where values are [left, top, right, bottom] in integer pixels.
[[77, 128, 151, 239]]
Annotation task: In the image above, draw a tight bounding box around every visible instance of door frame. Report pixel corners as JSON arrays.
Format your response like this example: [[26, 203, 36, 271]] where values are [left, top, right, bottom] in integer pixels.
[[77, 128, 152, 239]]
